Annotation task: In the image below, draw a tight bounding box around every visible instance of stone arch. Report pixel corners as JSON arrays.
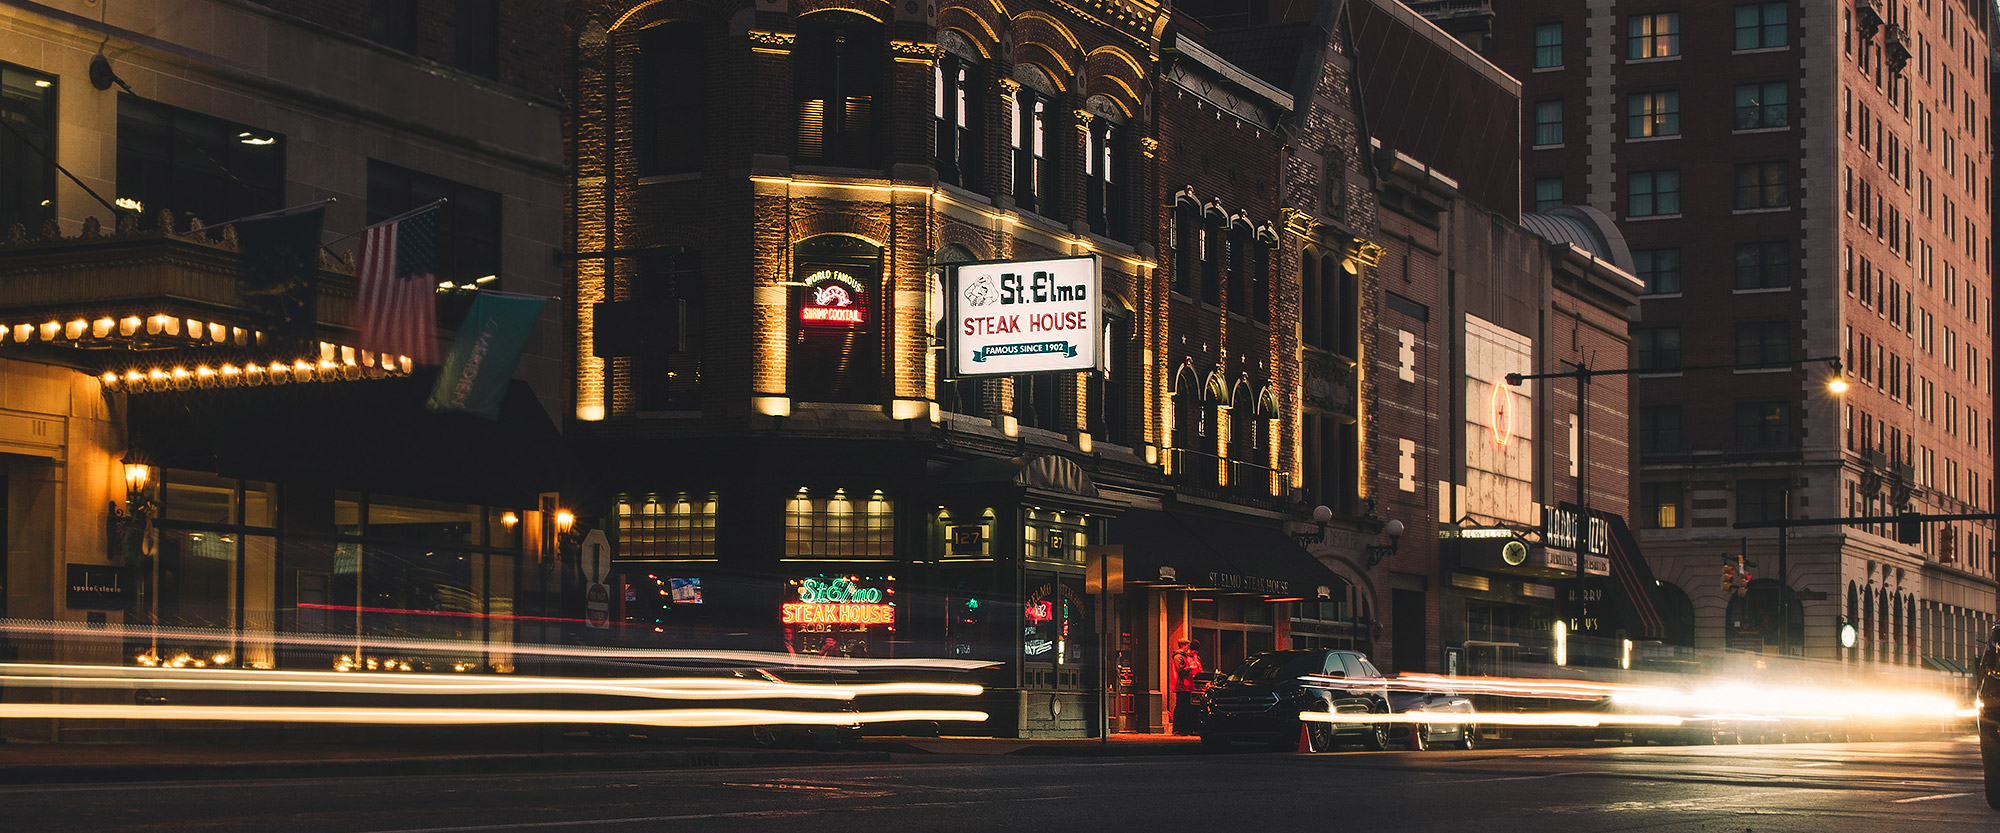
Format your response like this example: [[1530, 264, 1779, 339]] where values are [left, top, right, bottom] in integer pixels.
[[936, 225, 995, 261], [794, 0, 891, 22], [939, 12, 1000, 58], [1083, 47, 1145, 115], [790, 211, 889, 247]]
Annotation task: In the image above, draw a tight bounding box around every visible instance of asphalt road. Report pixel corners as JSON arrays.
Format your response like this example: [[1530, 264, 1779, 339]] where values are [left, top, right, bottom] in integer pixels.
[[13, 739, 1992, 832]]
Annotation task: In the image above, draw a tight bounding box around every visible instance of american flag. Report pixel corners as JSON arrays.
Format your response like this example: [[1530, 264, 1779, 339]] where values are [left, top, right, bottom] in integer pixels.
[[352, 206, 440, 364]]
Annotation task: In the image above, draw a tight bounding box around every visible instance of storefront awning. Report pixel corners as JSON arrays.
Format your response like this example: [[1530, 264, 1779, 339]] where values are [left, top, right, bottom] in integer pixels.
[[1922, 655, 1971, 674], [1114, 508, 1347, 600], [129, 368, 585, 507]]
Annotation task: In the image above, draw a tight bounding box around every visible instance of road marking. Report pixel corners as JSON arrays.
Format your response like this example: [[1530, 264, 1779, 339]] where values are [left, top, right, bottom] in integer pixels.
[[356, 795, 1074, 832], [1890, 792, 1972, 803]]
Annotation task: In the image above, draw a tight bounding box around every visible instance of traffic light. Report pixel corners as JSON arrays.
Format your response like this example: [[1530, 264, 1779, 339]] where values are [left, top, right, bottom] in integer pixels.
[[1721, 563, 1737, 593], [1896, 512, 1923, 545], [1732, 555, 1751, 596]]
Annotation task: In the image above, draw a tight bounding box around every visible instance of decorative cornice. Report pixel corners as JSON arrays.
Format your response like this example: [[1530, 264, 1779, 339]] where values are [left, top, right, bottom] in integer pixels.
[[1072, 109, 1094, 133], [1281, 207, 1322, 237], [1345, 238, 1387, 268], [996, 77, 1021, 100], [1139, 137, 1160, 158], [748, 30, 795, 54], [890, 40, 942, 64]]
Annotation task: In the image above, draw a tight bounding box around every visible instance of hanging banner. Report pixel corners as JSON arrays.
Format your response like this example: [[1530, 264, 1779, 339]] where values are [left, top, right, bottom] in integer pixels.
[[948, 255, 1103, 377], [426, 292, 546, 420]]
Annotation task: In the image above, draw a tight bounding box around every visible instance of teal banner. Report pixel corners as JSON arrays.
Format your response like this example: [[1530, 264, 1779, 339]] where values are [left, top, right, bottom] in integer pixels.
[[426, 293, 546, 419], [973, 341, 1078, 362]]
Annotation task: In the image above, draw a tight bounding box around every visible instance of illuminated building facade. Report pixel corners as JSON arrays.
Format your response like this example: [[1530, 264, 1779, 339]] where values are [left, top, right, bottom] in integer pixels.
[[1439, 0, 2000, 674], [0, 1, 575, 738]]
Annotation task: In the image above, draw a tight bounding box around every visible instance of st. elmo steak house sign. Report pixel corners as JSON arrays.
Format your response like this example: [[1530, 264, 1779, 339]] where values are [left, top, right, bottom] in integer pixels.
[[951, 256, 1103, 376]]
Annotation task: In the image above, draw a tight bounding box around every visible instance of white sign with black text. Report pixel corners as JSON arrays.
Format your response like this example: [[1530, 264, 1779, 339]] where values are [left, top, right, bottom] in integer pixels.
[[949, 256, 1103, 377]]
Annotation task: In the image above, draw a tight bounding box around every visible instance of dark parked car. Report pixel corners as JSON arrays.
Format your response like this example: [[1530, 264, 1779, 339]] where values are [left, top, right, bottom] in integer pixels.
[[1979, 623, 1999, 809], [1200, 649, 1392, 751], [1389, 689, 1477, 751]]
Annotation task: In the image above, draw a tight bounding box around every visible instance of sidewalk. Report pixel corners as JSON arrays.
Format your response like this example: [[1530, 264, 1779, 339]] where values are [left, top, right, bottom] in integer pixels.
[[0, 732, 1204, 785]]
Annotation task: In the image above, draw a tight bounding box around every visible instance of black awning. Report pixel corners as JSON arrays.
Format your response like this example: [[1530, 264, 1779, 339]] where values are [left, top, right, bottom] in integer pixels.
[[1115, 508, 1347, 599], [129, 369, 585, 507], [1578, 505, 1667, 641]]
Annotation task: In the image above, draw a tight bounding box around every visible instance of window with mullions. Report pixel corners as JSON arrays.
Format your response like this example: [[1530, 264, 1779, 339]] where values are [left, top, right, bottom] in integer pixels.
[[1627, 12, 1680, 59], [1023, 509, 1089, 565], [1533, 100, 1563, 146], [784, 488, 894, 561], [1639, 406, 1683, 454], [1733, 2, 1787, 50], [1734, 241, 1790, 289], [1734, 81, 1788, 130], [1534, 177, 1563, 210], [1533, 23, 1564, 68], [934, 50, 983, 189], [1635, 327, 1682, 371], [1171, 200, 1198, 296], [1734, 161, 1789, 210], [1201, 210, 1225, 306], [1627, 169, 1680, 216], [367, 160, 502, 330], [933, 247, 986, 417], [1735, 321, 1790, 365], [1227, 223, 1252, 317], [616, 491, 718, 562], [1735, 478, 1790, 523], [791, 235, 884, 404], [1084, 112, 1126, 239], [1013, 372, 1063, 430], [1302, 255, 1324, 347], [1012, 68, 1059, 218], [116, 96, 285, 229], [1634, 247, 1681, 294], [1088, 310, 1131, 445], [632, 248, 703, 411], [1640, 481, 1683, 528], [1627, 91, 1680, 138], [1250, 235, 1271, 323], [637, 22, 706, 175], [795, 11, 882, 168], [0, 64, 55, 236], [1734, 402, 1791, 449]]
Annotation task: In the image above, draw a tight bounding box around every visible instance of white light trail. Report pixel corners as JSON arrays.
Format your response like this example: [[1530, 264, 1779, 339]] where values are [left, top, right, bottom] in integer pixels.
[[0, 703, 989, 728]]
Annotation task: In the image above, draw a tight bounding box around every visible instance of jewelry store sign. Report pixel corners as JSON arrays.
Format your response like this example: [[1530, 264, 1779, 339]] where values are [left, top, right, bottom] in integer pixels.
[[948, 255, 1103, 377]]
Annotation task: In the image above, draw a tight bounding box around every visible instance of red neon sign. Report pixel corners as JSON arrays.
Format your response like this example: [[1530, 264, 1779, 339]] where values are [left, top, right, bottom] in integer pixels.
[[799, 305, 865, 325], [1025, 600, 1054, 623], [781, 602, 896, 626]]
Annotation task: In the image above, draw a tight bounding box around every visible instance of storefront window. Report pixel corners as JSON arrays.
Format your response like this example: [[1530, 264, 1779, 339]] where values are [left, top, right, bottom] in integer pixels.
[[784, 488, 893, 560], [617, 491, 718, 562], [160, 469, 238, 524], [243, 480, 277, 527], [1024, 574, 1088, 667], [783, 574, 895, 658], [1024, 509, 1087, 564], [366, 495, 480, 544], [335, 491, 363, 536], [133, 529, 238, 668]]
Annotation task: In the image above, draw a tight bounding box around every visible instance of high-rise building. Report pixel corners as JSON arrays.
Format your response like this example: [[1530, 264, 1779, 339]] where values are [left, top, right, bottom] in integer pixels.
[[1436, 0, 1998, 670]]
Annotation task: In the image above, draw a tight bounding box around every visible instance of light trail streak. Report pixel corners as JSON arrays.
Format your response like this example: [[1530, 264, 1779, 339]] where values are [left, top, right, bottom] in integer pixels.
[[0, 663, 984, 701], [0, 617, 998, 671], [1300, 711, 1685, 728], [0, 703, 990, 728]]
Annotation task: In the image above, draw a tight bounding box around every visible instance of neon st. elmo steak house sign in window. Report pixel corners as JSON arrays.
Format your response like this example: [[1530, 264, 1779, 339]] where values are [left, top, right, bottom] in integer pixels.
[[949, 255, 1104, 377]]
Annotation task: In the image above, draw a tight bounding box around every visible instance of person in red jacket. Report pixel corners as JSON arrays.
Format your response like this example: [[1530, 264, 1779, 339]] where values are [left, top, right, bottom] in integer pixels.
[[1171, 640, 1204, 734]]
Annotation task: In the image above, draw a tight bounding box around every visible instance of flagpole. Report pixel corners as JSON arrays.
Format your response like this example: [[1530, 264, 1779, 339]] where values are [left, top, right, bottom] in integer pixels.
[[324, 198, 450, 248], [203, 198, 338, 232]]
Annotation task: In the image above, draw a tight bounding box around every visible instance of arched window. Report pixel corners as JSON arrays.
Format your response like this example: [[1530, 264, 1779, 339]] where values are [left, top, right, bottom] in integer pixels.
[[1088, 299, 1132, 445], [1171, 196, 1198, 297], [636, 21, 706, 175], [795, 12, 882, 167], [791, 235, 884, 403], [1084, 96, 1126, 239], [1201, 208, 1225, 306], [1252, 228, 1274, 323], [1226, 221, 1251, 316], [935, 34, 984, 189], [634, 247, 702, 410], [1171, 365, 1205, 484], [1301, 253, 1322, 346], [933, 245, 985, 417], [1012, 65, 1060, 219]]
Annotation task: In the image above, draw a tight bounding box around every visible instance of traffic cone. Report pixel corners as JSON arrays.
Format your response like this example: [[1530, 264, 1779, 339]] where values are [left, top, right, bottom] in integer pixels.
[[1296, 720, 1316, 753]]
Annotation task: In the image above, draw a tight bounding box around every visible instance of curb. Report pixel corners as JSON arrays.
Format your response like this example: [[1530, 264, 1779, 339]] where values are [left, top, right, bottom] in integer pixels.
[[0, 748, 891, 785]]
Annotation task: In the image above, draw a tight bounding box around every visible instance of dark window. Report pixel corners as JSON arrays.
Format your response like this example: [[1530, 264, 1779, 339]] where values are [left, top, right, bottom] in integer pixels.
[[1735, 321, 1790, 365], [638, 22, 706, 175], [1227, 224, 1251, 316], [1085, 118, 1125, 238], [1014, 373, 1061, 430], [1735, 161, 1789, 209], [1301, 255, 1323, 347], [1628, 169, 1680, 216], [1089, 312, 1130, 444], [1251, 239, 1271, 323], [1635, 328, 1681, 370], [1201, 212, 1224, 306], [0, 63, 56, 235], [454, 0, 499, 77], [1336, 255, 1358, 358], [1533, 100, 1563, 146], [935, 53, 983, 189], [1534, 177, 1563, 210], [1734, 2, 1788, 50], [116, 96, 285, 229], [1640, 482, 1683, 528], [791, 235, 884, 403], [1634, 247, 1681, 293], [1734, 241, 1790, 289], [1734, 401, 1791, 448], [1628, 12, 1680, 59], [370, 0, 419, 52], [367, 160, 502, 329], [1534, 23, 1564, 68], [1013, 87, 1057, 217], [1627, 91, 1680, 138], [632, 249, 702, 411], [795, 12, 882, 168], [1302, 411, 1358, 513], [1171, 202, 1198, 296], [1736, 478, 1791, 523], [1734, 81, 1789, 129], [1639, 405, 1683, 454]]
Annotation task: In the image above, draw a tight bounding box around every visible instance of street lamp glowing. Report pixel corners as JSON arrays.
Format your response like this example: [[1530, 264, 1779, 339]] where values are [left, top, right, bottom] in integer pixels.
[[1827, 376, 1849, 394], [554, 511, 575, 533]]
